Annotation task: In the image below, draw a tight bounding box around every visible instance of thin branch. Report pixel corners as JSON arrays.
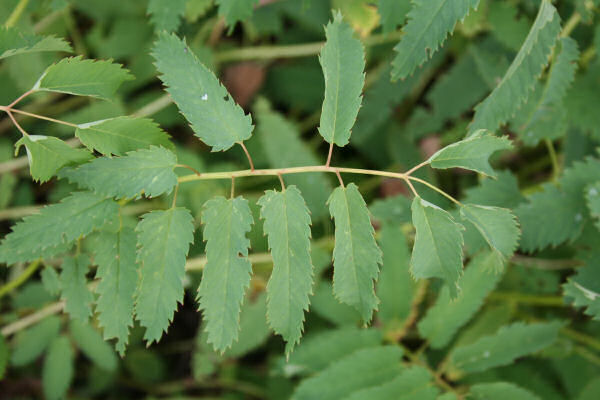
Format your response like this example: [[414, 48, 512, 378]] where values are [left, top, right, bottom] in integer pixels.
[[407, 176, 463, 206], [405, 160, 430, 176], [6, 110, 29, 137], [7, 89, 35, 109], [230, 176, 236, 198], [4, 0, 30, 28], [239, 142, 255, 171], [277, 173, 285, 190], [1, 106, 79, 128], [174, 164, 201, 176], [171, 184, 179, 208], [325, 142, 334, 167], [335, 169, 344, 186]]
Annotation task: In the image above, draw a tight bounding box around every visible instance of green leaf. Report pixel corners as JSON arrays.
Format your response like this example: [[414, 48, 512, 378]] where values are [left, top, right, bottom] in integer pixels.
[[60, 146, 178, 199], [586, 182, 600, 230], [468, 0, 561, 134], [410, 197, 464, 298], [418, 252, 504, 349], [0, 335, 7, 379], [563, 250, 600, 320], [33, 56, 133, 99], [378, 0, 410, 34], [345, 366, 439, 400], [93, 227, 138, 355], [60, 255, 94, 321], [15, 135, 93, 183], [147, 0, 187, 32], [69, 320, 118, 371], [328, 183, 382, 322], [216, 0, 258, 29], [318, 12, 365, 147], [447, 321, 562, 375], [0, 192, 118, 265], [428, 130, 513, 177], [41, 266, 61, 296], [460, 204, 520, 260], [42, 336, 74, 400], [292, 346, 404, 400], [470, 382, 541, 400], [391, 0, 479, 80], [152, 32, 253, 151], [76, 117, 173, 156], [463, 170, 525, 209], [283, 327, 382, 376], [0, 27, 71, 59], [198, 196, 253, 353], [135, 208, 194, 344], [11, 316, 61, 366], [258, 186, 313, 354], [223, 292, 270, 358]]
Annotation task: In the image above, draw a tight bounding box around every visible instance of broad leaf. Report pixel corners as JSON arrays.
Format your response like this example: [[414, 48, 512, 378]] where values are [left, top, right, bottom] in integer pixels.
[[60, 255, 94, 321], [391, 0, 479, 80], [69, 320, 118, 371], [76, 117, 173, 156], [153, 32, 253, 151], [0, 192, 118, 265], [61, 146, 178, 199], [147, 0, 187, 32], [410, 197, 464, 298], [258, 186, 313, 354], [418, 252, 504, 348], [11, 317, 61, 366], [42, 336, 74, 400], [15, 135, 92, 182], [345, 366, 439, 400], [33, 56, 133, 99], [318, 12, 365, 147], [328, 183, 382, 322], [470, 382, 541, 400], [93, 227, 138, 355], [216, 0, 258, 29], [468, 0, 561, 134], [460, 204, 520, 260], [0, 27, 71, 59], [198, 196, 253, 353], [428, 130, 512, 177], [135, 208, 194, 344]]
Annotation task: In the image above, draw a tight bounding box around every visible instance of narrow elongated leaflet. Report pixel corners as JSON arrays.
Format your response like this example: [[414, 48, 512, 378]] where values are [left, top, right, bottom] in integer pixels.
[[42, 336, 74, 400], [198, 196, 254, 353], [318, 12, 365, 147], [410, 197, 464, 298], [135, 208, 194, 344], [152, 32, 253, 151], [328, 183, 382, 322], [258, 186, 313, 354], [60, 255, 94, 321]]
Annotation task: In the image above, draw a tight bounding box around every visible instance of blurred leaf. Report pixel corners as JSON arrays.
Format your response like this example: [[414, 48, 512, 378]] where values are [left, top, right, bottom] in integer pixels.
[[69, 320, 118, 371], [11, 317, 61, 366], [0, 27, 71, 59], [60, 255, 94, 321], [42, 336, 74, 400]]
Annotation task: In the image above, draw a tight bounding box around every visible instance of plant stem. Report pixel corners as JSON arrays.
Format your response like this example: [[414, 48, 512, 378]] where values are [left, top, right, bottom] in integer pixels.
[[325, 142, 334, 167], [7, 90, 34, 109], [562, 327, 600, 352], [6, 110, 29, 137], [488, 292, 565, 307], [407, 176, 463, 206], [544, 139, 560, 181], [1, 106, 78, 128], [405, 160, 430, 176], [239, 142, 255, 171], [0, 260, 41, 299], [560, 12, 581, 38], [4, 0, 30, 28]]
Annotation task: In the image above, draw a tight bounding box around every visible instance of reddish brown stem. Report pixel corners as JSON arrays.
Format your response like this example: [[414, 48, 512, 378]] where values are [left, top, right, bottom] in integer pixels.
[[239, 142, 255, 171]]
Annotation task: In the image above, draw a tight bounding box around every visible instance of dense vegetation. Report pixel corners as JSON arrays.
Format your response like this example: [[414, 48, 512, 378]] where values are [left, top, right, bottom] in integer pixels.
[[1, 0, 600, 399]]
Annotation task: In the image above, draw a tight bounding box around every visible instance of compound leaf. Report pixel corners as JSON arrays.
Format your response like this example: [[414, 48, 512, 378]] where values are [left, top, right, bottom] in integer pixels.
[[328, 183, 382, 323], [93, 227, 138, 355], [60, 255, 94, 321], [469, 382, 541, 400], [15, 135, 93, 183], [428, 130, 513, 177], [410, 197, 464, 298], [460, 204, 520, 260], [153, 32, 253, 151], [391, 0, 479, 80], [33, 56, 133, 99], [11, 316, 61, 366], [469, 0, 561, 134], [60, 146, 178, 200], [147, 0, 187, 32], [0, 192, 118, 265], [0, 27, 71, 59], [216, 0, 258, 29], [258, 186, 313, 354], [42, 336, 74, 400], [318, 12, 365, 147], [135, 208, 194, 344], [69, 320, 118, 371], [198, 196, 253, 353], [76, 117, 173, 156]]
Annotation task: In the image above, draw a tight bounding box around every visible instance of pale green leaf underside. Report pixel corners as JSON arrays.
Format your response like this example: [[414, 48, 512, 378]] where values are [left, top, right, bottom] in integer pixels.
[[318, 12, 365, 147], [0, 191, 118, 265], [42, 336, 74, 400], [216, 0, 259, 28], [470, 382, 541, 400], [428, 130, 512, 177], [460, 204, 520, 260], [391, 0, 480, 80], [60, 146, 178, 199], [34, 56, 133, 99], [135, 208, 194, 344], [468, 0, 561, 134], [198, 196, 253, 353], [147, 0, 187, 32], [153, 32, 253, 151], [93, 227, 138, 355], [60, 255, 94, 321], [76, 116, 173, 156], [0, 27, 72, 59], [16, 135, 93, 183], [258, 186, 313, 354], [328, 183, 382, 322], [410, 197, 464, 298]]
